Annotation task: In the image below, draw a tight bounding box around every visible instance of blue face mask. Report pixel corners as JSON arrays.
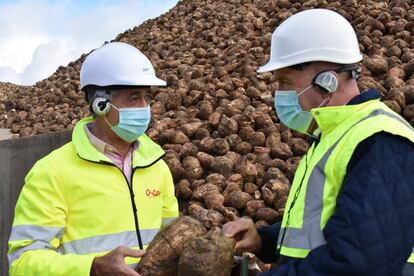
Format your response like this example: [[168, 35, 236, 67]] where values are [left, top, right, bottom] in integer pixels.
[[274, 86, 315, 134], [105, 104, 151, 142]]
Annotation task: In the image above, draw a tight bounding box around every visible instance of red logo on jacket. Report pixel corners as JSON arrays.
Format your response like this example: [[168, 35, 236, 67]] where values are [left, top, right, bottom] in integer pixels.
[[146, 189, 161, 198]]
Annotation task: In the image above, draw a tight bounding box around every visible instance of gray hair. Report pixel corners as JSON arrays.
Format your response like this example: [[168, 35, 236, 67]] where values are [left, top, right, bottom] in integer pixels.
[[84, 87, 122, 116], [85, 88, 121, 104]]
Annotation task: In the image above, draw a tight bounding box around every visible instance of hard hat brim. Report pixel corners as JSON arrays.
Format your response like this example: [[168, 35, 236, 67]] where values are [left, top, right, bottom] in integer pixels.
[[257, 54, 363, 73], [145, 77, 167, 86], [257, 60, 306, 73], [257, 62, 281, 73], [80, 76, 167, 89]]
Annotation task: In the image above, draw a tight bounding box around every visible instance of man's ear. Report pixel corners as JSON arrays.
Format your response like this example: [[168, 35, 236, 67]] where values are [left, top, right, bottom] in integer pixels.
[[312, 71, 339, 94]]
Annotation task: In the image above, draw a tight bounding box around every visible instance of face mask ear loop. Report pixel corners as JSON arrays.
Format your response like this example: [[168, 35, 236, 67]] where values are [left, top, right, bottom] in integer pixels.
[[104, 117, 113, 128], [298, 85, 314, 96], [108, 103, 118, 112], [317, 94, 332, 108], [104, 103, 117, 129]]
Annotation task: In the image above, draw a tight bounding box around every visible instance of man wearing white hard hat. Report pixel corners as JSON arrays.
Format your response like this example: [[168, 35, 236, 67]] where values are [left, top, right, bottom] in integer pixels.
[[224, 9, 414, 275], [8, 42, 178, 276]]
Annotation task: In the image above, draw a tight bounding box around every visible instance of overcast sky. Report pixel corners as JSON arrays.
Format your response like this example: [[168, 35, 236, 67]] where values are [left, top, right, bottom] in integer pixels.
[[0, 0, 178, 85]]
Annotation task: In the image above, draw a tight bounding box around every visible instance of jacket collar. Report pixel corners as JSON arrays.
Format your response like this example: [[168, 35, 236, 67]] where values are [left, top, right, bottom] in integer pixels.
[[347, 88, 381, 105], [310, 89, 381, 136], [72, 117, 165, 168]]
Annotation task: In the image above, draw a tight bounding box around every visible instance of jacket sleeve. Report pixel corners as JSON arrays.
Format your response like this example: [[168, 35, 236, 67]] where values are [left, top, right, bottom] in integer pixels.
[[160, 160, 179, 226], [8, 159, 95, 276], [260, 132, 414, 276], [256, 222, 282, 264]]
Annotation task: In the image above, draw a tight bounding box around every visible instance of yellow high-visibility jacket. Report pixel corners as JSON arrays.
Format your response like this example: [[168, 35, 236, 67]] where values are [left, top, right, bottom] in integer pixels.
[[277, 99, 414, 263], [8, 117, 179, 275]]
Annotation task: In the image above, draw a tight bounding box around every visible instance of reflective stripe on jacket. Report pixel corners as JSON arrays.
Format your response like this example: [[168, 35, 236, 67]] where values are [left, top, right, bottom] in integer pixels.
[[277, 99, 414, 263], [8, 116, 179, 275]]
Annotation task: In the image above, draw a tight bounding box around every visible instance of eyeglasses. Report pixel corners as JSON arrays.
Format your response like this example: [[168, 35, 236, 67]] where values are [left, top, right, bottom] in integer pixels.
[[287, 63, 360, 79]]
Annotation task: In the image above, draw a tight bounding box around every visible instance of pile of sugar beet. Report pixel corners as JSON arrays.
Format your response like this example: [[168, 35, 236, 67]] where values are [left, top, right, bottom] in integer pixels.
[[136, 216, 237, 276], [1, 0, 413, 274]]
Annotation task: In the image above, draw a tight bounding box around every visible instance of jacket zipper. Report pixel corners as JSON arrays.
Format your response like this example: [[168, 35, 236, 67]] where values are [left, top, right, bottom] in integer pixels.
[[99, 161, 144, 250], [76, 154, 144, 250], [129, 167, 143, 250]]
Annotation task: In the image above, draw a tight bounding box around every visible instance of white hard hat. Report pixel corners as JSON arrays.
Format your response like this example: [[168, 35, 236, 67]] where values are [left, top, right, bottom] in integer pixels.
[[258, 9, 363, 73], [80, 42, 166, 89]]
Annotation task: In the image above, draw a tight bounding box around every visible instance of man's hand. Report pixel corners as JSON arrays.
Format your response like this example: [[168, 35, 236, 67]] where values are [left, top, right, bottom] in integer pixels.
[[90, 246, 145, 276], [222, 217, 262, 254]]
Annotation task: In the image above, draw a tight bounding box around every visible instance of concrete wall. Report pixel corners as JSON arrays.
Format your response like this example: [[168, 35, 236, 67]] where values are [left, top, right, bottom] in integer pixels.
[[0, 131, 71, 276]]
